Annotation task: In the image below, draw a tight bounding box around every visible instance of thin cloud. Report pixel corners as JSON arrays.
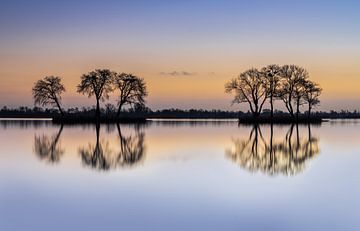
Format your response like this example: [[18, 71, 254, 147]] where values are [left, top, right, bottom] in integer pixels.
[[160, 71, 197, 77]]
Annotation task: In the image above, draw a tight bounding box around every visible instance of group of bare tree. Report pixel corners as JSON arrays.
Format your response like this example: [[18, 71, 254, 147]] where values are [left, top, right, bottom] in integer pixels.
[[225, 64, 322, 119], [32, 65, 320, 120], [32, 69, 148, 118]]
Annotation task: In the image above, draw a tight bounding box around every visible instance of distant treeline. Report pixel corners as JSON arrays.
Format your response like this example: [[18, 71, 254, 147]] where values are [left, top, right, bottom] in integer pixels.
[[1, 106, 360, 119]]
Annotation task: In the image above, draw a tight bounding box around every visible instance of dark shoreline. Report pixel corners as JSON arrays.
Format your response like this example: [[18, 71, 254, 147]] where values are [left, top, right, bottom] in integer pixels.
[[2, 107, 360, 122], [236, 116, 324, 124], [52, 115, 147, 124], [0, 114, 328, 124]]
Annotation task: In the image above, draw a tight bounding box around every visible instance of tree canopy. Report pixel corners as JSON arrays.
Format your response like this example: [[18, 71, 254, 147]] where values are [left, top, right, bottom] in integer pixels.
[[113, 73, 148, 116], [304, 81, 322, 117], [77, 69, 115, 117], [32, 76, 65, 115], [225, 68, 267, 117], [261, 64, 282, 118], [226, 64, 322, 119]]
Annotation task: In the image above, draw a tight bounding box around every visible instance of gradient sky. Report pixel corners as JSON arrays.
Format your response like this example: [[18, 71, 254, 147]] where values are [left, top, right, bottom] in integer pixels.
[[0, 0, 359, 111]]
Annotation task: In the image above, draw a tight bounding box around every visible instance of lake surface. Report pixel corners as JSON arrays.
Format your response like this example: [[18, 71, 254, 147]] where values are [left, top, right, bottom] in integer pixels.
[[1, 119, 360, 231]]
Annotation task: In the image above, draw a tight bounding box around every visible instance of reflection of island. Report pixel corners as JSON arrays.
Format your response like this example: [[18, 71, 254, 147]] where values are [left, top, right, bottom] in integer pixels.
[[226, 124, 320, 176], [79, 123, 146, 171], [34, 124, 64, 163]]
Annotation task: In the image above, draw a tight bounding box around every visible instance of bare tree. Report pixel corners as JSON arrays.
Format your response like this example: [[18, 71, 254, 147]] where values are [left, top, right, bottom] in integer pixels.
[[304, 80, 322, 118], [279, 65, 309, 118], [113, 73, 148, 117], [32, 76, 65, 116], [77, 69, 114, 118], [279, 65, 295, 117], [261, 64, 282, 118], [292, 68, 309, 119], [225, 68, 267, 117]]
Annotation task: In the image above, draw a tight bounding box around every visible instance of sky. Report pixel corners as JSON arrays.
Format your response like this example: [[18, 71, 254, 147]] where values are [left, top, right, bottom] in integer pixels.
[[0, 0, 359, 111]]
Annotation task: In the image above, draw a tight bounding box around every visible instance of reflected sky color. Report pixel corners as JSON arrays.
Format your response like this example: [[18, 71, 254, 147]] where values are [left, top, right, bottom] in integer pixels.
[[0, 0, 360, 110], [1, 120, 360, 230]]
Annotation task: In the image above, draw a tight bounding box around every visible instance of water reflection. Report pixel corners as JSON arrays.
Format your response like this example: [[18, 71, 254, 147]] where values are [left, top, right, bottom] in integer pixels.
[[116, 124, 145, 167], [1, 119, 53, 129], [32, 123, 146, 171], [30, 120, 320, 175], [79, 123, 113, 170], [226, 124, 320, 176], [78, 123, 146, 171], [34, 124, 64, 163]]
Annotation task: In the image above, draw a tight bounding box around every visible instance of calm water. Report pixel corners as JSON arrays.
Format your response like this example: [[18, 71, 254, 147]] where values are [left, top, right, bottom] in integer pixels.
[[1, 119, 360, 231]]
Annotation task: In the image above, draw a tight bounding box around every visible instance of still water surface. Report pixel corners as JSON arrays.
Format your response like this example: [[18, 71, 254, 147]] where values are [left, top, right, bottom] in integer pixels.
[[0, 119, 360, 231]]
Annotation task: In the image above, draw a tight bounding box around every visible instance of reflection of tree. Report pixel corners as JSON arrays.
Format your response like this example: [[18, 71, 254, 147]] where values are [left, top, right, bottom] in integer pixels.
[[226, 124, 320, 176], [79, 123, 145, 171], [34, 124, 64, 163], [79, 123, 114, 170], [116, 124, 145, 167]]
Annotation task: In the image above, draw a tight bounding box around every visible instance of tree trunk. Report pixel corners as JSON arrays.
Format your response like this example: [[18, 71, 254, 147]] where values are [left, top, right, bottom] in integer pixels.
[[117, 104, 122, 117], [296, 99, 300, 120], [54, 98, 64, 116], [288, 95, 294, 118], [308, 104, 312, 119], [96, 99, 100, 118], [289, 104, 294, 118], [254, 102, 259, 117], [270, 94, 274, 119], [283, 99, 291, 116], [284, 100, 294, 118]]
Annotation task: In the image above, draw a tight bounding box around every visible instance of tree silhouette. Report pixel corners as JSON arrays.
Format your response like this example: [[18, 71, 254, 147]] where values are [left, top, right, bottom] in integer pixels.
[[292, 69, 309, 120], [225, 68, 267, 117], [225, 64, 322, 120], [262, 64, 282, 119], [279, 65, 309, 118], [34, 124, 64, 163], [113, 73, 148, 117], [304, 80, 322, 118], [77, 69, 115, 118], [32, 76, 65, 116]]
